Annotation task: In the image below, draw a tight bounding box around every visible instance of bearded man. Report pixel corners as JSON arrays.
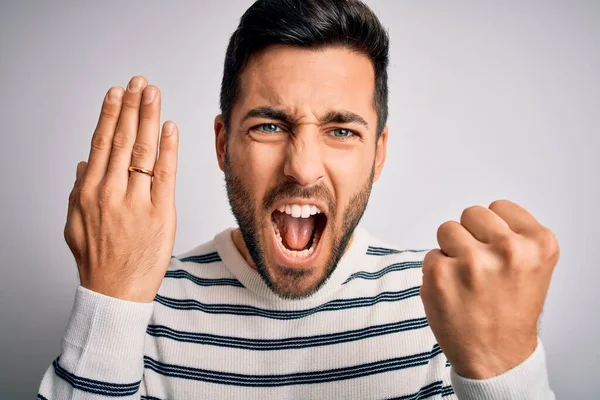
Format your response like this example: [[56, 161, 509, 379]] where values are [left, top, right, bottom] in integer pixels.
[[38, 0, 559, 398]]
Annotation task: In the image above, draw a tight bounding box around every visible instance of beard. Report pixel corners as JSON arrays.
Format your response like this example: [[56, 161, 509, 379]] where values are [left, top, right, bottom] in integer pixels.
[[224, 153, 374, 299]]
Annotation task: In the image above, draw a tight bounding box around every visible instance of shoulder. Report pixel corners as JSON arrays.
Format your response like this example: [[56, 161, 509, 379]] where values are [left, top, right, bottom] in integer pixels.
[[363, 231, 431, 263], [166, 235, 230, 277], [171, 240, 222, 266], [158, 234, 240, 300], [358, 230, 433, 288]]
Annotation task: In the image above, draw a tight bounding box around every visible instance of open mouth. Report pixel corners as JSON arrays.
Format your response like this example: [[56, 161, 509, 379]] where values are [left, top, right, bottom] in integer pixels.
[[271, 203, 328, 261]]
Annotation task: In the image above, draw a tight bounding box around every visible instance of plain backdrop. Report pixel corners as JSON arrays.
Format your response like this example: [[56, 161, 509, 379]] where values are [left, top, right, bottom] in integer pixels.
[[1, 1, 598, 398]]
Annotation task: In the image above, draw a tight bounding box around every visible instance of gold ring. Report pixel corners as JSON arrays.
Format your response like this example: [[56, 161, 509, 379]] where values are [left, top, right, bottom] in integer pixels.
[[128, 165, 154, 177]]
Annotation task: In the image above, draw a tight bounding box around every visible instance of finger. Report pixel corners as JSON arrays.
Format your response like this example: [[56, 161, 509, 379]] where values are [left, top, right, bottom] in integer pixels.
[[76, 161, 87, 180], [127, 85, 161, 198], [105, 76, 148, 191], [460, 205, 512, 244], [69, 162, 88, 214], [489, 199, 542, 235], [420, 249, 458, 297], [86, 87, 124, 185], [151, 121, 178, 208], [421, 248, 448, 275], [436, 220, 480, 258]]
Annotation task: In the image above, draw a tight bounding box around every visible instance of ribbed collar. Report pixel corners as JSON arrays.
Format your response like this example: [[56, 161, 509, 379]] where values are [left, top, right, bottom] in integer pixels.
[[213, 225, 371, 306]]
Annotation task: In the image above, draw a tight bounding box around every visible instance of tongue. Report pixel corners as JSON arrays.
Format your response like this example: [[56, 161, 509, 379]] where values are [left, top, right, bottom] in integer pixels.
[[278, 213, 316, 251]]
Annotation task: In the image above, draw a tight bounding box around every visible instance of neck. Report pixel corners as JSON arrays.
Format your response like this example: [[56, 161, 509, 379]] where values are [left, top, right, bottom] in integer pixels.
[[231, 228, 259, 270]]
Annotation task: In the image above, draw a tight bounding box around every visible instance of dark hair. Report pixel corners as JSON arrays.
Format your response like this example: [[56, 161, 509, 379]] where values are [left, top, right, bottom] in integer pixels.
[[219, 0, 389, 137]]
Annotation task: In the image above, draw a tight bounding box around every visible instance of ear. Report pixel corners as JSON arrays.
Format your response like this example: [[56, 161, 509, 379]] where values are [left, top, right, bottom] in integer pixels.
[[373, 125, 388, 182], [214, 114, 227, 172]]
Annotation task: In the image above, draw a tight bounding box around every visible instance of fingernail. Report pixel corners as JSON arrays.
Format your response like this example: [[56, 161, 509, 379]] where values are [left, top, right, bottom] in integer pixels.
[[143, 87, 156, 104], [127, 77, 144, 93], [163, 122, 175, 136], [107, 87, 123, 104]]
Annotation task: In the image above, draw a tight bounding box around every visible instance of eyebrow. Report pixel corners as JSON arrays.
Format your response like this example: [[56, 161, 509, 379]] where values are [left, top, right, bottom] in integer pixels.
[[241, 106, 369, 129]]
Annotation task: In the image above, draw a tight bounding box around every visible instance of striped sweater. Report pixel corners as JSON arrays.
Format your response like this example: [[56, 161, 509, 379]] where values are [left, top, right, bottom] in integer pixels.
[[38, 226, 554, 399]]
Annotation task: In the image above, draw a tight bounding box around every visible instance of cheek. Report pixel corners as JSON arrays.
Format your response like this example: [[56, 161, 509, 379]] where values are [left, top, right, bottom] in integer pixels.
[[230, 139, 283, 207], [324, 147, 373, 209]]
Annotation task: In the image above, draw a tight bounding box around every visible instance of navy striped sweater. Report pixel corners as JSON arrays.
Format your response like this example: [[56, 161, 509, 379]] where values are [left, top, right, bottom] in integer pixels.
[[38, 226, 554, 399]]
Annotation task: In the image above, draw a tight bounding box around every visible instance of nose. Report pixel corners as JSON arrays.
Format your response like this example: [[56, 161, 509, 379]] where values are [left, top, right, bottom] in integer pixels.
[[283, 130, 325, 187]]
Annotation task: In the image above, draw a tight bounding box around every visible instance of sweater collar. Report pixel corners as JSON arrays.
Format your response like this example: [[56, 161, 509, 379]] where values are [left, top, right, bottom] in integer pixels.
[[213, 225, 371, 304]]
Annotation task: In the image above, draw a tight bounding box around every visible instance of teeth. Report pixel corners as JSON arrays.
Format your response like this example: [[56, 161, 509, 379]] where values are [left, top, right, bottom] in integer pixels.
[[276, 203, 322, 218], [291, 204, 302, 218], [301, 205, 311, 218]]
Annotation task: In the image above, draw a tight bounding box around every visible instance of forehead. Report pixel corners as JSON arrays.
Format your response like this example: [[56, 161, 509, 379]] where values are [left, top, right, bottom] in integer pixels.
[[235, 44, 377, 124]]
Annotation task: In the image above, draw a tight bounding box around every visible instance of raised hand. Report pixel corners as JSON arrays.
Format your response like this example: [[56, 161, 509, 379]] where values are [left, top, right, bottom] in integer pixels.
[[64, 76, 179, 303], [420, 200, 560, 379]]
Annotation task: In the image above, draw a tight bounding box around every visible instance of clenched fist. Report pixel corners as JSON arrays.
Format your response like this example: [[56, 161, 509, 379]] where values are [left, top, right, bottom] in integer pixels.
[[420, 200, 560, 379], [64, 76, 179, 303]]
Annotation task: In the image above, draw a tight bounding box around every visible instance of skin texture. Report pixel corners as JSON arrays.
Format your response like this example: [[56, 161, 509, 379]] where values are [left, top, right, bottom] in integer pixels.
[[65, 76, 179, 303], [214, 45, 388, 298], [421, 200, 560, 378], [65, 45, 560, 381]]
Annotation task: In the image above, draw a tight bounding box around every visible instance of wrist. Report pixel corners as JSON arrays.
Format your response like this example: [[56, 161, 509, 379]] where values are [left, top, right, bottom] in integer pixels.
[[451, 337, 538, 379], [81, 281, 156, 303], [64, 286, 155, 358]]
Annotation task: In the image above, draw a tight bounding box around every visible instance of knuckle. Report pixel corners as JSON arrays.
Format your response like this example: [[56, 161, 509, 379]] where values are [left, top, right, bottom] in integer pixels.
[[421, 249, 440, 274], [121, 98, 138, 111], [422, 252, 449, 289], [152, 167, 170, 181], [100, 106, 119, 120], [91, 132, 112, 151], [131, 141, 152, 160], [537, 228, 560, 262], [63, 220, 70, 238], [495, 235, 521, 265], [429, 265, 448, 291], [461, 249, 480, 269], [77, 185, 93, 205], [112, 132, 131, 150], [418, 283, 429, 302], [68, 189, 79, 207], [139, 111, 154, 122], [459, 251, 485, 285]]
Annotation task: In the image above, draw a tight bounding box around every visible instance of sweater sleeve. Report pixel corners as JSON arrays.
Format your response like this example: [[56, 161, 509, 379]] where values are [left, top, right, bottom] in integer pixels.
[[450, 337, 555, 400], [37, 285, 154, 399]]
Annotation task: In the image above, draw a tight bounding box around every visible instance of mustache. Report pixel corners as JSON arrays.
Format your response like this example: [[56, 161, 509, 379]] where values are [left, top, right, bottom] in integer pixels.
[[263, 181, 335, 215]]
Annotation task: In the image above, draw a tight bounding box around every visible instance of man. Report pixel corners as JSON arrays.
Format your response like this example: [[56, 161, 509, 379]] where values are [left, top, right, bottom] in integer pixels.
[[38, 0, 559, 398]]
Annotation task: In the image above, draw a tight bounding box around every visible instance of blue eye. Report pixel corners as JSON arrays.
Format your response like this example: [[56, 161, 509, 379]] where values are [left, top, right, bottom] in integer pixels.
[[259, 124, 281, 133], [332, 128, 354, 138]]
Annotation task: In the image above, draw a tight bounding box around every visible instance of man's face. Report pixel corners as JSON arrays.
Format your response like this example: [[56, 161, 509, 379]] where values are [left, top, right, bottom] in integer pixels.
[[215, 45, 387, 299]]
